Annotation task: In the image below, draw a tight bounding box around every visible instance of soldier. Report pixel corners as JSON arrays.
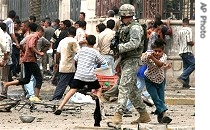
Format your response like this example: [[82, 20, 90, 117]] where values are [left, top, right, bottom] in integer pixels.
[[110, 4, 151, 124]]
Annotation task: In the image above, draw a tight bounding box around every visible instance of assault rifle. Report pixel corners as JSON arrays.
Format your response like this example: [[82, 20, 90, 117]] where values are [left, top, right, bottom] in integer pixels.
[[110, 32, 120, 55]]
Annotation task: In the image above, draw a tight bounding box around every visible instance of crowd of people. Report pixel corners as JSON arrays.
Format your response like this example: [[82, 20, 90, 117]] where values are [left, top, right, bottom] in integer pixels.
[[0, 3, 195, 126]]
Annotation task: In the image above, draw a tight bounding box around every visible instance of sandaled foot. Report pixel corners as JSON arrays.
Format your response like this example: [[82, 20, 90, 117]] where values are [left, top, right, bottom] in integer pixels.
[[0, 82, 7, 97], [54, 109, 62, 115], [162, 116, 172, 124], [157, 114, 163, 123]]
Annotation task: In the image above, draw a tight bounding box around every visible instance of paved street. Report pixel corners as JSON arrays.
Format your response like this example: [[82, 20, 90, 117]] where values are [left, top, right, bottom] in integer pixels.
[[0, 80, 195, 130]]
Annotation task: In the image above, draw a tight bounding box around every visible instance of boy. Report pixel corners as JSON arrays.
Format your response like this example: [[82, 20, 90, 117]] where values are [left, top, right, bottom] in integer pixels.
[[54, 35, 106, 115], [0, 26, 45, 99], [141, 38, 172, 124], [21, 23, 51, 101]]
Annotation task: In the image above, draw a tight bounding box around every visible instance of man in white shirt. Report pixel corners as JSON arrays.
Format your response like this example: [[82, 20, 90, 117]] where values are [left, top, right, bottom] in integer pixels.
[[0, 23, 13, 97], [3, 10, 20, 49], [177, 18, 195, 89], [75, 21, 87, 48], [51, 26, 79, 100]]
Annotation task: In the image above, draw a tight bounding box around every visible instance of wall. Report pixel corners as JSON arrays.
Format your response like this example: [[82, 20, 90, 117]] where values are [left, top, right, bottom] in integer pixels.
[[95, 0, 121, 17], [59, 0, 96, 22]]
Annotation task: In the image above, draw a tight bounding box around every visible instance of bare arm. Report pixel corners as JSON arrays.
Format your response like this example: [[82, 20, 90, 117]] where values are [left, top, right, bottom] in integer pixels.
[[31, 46, 44, 56], [55, 52, 60, 64], [0, 52, 9, 67], [165, 19, 173, 35], [39, 36, 51, 51], [148, 53, 164, 67], [20, 36, 29, 45]]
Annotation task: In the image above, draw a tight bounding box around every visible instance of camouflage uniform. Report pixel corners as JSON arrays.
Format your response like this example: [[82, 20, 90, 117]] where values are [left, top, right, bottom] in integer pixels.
[[116, 10, 145, 115], [111, 4, 151, 124]]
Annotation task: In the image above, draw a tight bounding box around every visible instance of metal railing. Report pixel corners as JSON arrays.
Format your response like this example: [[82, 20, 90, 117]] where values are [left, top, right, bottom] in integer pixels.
[[7, 0, 30, 21], [162, 0, 195, 20], [7, 0, 59, 22], [6, 0, 195, 22]]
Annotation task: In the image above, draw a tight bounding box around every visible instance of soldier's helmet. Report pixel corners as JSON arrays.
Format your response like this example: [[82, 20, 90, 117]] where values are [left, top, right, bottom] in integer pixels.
[[119, 4, 135, 17]]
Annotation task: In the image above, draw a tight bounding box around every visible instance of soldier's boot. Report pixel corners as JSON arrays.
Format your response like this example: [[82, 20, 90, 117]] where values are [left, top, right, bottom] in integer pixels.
[[112, 112, 122, 124], [131, 111, 151, 124]]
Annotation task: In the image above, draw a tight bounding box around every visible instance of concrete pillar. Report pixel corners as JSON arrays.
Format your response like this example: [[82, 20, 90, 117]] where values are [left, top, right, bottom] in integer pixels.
[[0, 0, 8, 20], [81, 0, 96, 19], [58, 0, 96, 21], [59, 0, 70, 21]]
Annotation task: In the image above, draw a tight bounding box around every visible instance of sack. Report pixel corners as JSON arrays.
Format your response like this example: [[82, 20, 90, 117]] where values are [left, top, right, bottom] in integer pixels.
[[137, 65, 147, 78]]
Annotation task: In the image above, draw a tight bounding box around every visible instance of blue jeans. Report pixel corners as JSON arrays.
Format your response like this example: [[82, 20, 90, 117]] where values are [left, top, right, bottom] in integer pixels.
[[104, 55, 115, 74], [144, 77, 167, 115], [126, 77, 148, 110], [179, 53, 195, 84], [24, 75, 36, 98], [52, 72, 75, 100]]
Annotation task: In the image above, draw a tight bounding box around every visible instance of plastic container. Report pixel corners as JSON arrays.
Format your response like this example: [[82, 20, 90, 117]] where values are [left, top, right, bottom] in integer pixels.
[[94, 67, 114, 76], [96, 75, 118, 90]]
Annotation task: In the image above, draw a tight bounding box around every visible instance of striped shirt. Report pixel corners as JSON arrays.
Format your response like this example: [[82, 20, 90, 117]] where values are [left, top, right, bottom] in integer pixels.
[[74, 47, 106, 81], [178, 26, 193, 55]]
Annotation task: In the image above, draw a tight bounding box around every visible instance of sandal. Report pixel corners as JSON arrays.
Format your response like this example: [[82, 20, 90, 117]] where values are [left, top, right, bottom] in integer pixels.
[[161, 116, 172, 124], [54, 109, 62, 115], [0, 82, 7, 98]]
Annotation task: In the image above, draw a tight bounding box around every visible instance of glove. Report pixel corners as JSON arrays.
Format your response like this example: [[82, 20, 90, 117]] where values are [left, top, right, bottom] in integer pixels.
[[110, 38, 119, 53]]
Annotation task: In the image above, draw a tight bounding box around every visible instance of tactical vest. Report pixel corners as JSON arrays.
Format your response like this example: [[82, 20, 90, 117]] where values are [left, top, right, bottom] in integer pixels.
[[118, 21, 144, 60]]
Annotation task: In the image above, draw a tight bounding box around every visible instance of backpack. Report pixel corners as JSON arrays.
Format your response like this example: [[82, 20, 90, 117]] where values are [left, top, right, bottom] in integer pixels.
[[128, 22, 148, 53], [141, 24, 149, 53]]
